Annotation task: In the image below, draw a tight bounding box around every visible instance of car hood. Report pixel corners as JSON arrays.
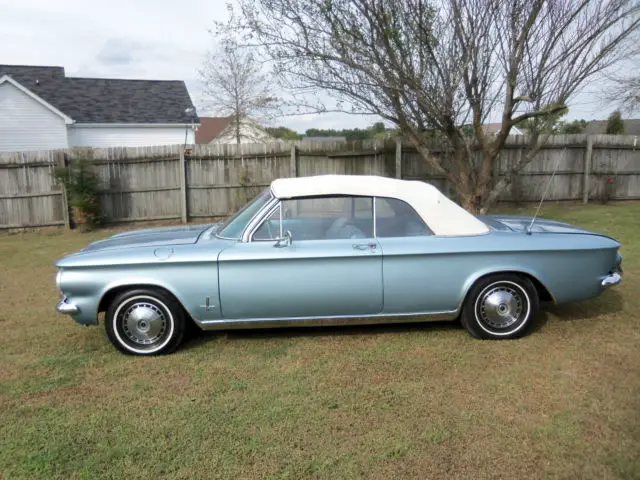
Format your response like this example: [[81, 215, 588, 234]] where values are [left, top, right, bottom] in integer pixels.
[[79, 223, 220, 253], [478, 214, 596, 235]]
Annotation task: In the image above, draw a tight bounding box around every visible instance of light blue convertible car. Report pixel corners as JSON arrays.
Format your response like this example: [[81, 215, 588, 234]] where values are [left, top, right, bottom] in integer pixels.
[[55, 175, 623, 355]]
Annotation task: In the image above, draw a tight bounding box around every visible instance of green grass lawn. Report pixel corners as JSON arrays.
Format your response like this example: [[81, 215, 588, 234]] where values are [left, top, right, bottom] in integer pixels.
[[1, 203, 639, 479]]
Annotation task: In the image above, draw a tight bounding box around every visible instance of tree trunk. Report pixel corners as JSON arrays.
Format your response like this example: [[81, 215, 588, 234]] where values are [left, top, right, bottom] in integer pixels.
[[409, 134, 498, 214], [235, 115, 241, 148], [459, 194, 480, 213], [473, 150, 497, 213]]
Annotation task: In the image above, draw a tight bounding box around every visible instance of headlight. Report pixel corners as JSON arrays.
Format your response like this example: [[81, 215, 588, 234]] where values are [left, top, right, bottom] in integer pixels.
[[56, 270, 63, 294]]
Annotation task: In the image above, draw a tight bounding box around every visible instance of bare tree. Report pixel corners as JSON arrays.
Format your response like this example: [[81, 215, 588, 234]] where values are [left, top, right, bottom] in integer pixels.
[[219, 0, 640, 212], [199, 38, 279, 146], [604, 75, 640, 113]]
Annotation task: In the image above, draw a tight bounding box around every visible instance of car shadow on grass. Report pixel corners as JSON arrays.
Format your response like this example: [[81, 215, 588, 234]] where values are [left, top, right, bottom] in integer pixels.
[[181, 319, 466, 351], [181, 290, 624, 350], [533, 290, 624, 332]]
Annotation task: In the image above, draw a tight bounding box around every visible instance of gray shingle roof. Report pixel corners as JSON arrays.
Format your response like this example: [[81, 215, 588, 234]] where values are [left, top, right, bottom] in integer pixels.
[[584, 119, 640, 136], [0, 64, 198, 124]]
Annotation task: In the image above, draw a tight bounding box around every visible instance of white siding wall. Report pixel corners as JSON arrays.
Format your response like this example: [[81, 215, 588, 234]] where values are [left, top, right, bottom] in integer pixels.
[[68, 126, 195, 148], [210, 122, 275, 144], [0, 82, 69, 152]]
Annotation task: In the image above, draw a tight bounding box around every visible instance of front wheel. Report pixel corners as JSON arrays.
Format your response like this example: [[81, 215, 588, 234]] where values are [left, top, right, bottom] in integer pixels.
[[460, 274, 539, 339], [106, 288, 185, 355]]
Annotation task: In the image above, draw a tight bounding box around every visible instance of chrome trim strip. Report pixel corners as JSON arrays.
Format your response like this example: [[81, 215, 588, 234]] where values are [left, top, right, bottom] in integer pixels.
[[216, 191, 275, 241], [601, 272, 622, 288], [56, 296, 79, 315], [198, 310, 458, 331], [241, 196, 279, 243], [373, 196, 377, 238], [247, 201, 281, 242]]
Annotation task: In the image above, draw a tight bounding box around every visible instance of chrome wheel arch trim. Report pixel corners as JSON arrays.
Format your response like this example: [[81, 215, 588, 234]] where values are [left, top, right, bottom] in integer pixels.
[[460, 268, 556, 309], [112, 295, 176, 354], [97, 281, 190, 318], [472, 280, 532, 337]]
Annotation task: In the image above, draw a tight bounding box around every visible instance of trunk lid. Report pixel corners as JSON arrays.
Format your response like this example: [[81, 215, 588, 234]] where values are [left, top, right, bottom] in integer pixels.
[[477, 214, 595, 235]]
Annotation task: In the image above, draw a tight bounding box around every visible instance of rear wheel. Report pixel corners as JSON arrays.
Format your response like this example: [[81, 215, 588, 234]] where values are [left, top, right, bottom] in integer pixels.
[[461, 274, 539, 339], [106, 288, 185, 355]]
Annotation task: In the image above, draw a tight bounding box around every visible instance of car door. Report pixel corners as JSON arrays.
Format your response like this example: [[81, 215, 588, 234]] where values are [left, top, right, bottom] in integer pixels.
[[374, 196, 467, 315], [217, 195, 383, 319], [373, 196, 444, 313]]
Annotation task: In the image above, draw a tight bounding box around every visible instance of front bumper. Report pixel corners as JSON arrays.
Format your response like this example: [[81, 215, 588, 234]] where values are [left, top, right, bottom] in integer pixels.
[[601, 272, 622, 289], [56, 296, 79, 314]]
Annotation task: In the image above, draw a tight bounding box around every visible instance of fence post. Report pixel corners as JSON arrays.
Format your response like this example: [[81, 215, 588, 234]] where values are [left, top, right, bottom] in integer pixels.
[[395, 138, 402, 179], [57, 150, 71, 229], [583, 135, 593, 204], [290, 144, 298, 177], [179, 147, 188, 223]]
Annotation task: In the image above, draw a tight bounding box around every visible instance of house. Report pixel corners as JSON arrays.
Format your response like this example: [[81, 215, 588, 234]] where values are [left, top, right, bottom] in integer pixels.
[[481, 123, 524, 136], [301, 136, 347, 142], [0, 64, 198, 152], [584, 119, 640, 135], [195, 116, 275, 144]]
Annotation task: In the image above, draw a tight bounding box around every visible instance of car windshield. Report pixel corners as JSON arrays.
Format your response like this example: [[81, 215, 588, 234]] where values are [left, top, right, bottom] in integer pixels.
[[217, 189, 273, 239]]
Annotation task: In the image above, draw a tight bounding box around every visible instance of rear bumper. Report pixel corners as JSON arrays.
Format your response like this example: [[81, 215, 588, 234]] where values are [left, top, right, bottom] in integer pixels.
[[601, 272, 622, 289], [56, 296, 79, 314]]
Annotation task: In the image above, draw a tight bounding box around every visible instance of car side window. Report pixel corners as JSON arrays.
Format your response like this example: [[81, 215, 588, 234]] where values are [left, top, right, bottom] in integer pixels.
[[253, 206, 282, 241], [375, 197, 432, 237], [280, 196, 374, 240]]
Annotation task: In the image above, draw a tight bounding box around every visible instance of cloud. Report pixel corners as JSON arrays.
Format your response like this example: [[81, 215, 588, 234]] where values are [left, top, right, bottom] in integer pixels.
[[96, 38, 137, 66]]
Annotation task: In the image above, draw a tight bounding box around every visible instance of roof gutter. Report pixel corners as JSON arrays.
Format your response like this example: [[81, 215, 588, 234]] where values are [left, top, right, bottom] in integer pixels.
[[71, 123, 201, 128]]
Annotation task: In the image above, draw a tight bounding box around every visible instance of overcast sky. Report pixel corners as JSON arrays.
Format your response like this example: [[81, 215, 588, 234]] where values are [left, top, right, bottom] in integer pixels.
[[0, 0, 627, 132]]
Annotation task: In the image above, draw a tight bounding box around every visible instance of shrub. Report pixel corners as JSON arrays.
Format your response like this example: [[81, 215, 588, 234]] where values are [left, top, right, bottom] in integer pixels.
[[605, 111, 625, 135], [54, 155, 104, 229]]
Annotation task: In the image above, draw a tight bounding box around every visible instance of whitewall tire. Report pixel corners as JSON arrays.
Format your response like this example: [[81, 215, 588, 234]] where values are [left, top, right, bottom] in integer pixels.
[[106, 288, 186, 355], [461, 274, 539, 339]]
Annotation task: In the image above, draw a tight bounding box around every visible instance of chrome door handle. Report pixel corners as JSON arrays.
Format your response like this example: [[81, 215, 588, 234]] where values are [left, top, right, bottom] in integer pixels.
[[353, 243, 376, 250]]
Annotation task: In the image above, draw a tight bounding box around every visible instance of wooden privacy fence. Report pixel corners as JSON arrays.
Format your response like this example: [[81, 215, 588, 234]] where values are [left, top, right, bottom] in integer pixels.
[[1, 134, 639, 229], [0, 149, 69, 229]]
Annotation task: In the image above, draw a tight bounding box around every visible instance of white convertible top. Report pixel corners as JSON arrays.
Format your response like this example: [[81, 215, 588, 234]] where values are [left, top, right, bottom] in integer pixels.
[[271, 175, 489, 236]]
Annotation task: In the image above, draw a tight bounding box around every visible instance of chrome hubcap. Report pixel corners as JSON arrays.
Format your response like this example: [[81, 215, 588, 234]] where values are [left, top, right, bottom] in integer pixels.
[[479, 285, 523, 329], [121, 302, 167, 345]]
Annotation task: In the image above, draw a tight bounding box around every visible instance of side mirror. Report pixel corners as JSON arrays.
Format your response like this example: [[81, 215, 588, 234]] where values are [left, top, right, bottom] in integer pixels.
[[273, 230, 292, 248]]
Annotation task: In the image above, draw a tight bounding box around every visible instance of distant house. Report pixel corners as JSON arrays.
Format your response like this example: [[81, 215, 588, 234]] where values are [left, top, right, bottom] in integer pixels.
[[481, 123, 524, 136], [195, 116, 275, 144], [301, 136, 347, 142], [0, 64, 198, 152], [584, 119, 640, 135]]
